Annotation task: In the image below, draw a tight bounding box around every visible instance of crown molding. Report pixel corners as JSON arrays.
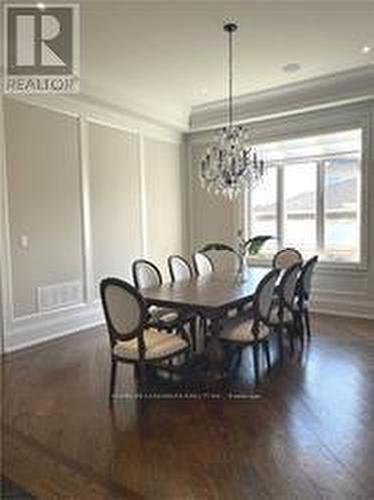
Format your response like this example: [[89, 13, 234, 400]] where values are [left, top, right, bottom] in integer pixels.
[[0, 71, 189, 132], [75, 79, 190, 132], [189, 65, 374, 132]]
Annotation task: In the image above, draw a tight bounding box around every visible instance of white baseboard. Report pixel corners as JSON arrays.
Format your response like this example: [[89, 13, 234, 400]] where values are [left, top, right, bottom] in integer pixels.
[[4, 302, 104, 353], [311, 295, 374, 320]]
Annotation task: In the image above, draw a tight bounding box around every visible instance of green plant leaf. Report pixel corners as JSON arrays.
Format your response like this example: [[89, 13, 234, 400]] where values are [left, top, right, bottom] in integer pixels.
[[246, 235, 274, 255]]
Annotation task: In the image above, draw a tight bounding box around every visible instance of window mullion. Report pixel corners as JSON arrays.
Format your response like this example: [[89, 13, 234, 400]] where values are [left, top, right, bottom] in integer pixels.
[[246, 186, 252, 239], [277, 165, 284, 250], [316, 160, 325, 254]]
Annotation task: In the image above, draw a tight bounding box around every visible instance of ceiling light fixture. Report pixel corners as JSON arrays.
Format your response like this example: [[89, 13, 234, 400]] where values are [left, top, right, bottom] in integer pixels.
[[36, 2, 46, 10], [361, 45, 372, 54], [199, 22, 265, 199]]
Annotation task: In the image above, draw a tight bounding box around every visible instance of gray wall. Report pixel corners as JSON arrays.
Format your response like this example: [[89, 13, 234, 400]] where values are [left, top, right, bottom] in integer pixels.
[[143, 136, 184, 276], [4, 99, 83, 317], [88, 122, 142, 296]]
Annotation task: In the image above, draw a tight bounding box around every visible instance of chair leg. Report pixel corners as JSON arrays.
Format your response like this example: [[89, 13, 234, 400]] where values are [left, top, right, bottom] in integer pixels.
[[288, 327, 295, 356], [277, 325, 284, 363], [304, 308, 312, 340], [234, 348, 243, 372], [202, 318, 208, 349], [109, 359, 117, 400], [189, 317, 197, 351], [263, 340, 271, 373], [295, 313, 304, 350], [136, 363, 147, 394], [252, 343, 260, 386], [296, 308, 304, 338]]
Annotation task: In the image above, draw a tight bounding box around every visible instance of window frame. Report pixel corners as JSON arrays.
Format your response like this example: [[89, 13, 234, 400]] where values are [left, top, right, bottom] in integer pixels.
[[240, 106, 370, 272]]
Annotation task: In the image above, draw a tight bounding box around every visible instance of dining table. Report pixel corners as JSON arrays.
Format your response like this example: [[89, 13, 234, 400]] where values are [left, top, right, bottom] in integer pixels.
[[140, 266, 271, 381]]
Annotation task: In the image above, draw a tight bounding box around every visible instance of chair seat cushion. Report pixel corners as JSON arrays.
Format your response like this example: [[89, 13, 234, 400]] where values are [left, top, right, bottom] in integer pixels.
[[242, 300, 253, 312], [268, 305, 294, 324], [113, 328, 188, 361], [227, 308, 239, 319], [148, 306, 179, 323], [220, 319, 269, 343]]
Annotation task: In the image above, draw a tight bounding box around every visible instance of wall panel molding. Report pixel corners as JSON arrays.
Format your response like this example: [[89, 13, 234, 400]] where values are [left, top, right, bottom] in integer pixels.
[[1, 96, 184, 352], [78, 117, 95, 304]]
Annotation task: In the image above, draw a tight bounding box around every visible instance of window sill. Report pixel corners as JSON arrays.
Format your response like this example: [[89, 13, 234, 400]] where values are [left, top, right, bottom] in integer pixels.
[[247, 256, 368, 274]]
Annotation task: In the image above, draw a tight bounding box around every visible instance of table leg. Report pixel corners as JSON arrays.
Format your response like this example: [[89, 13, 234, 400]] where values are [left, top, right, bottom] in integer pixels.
[[204, 315, 226, 378]]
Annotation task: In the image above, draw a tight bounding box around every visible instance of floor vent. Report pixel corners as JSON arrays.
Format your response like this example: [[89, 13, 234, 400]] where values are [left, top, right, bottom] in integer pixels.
[[37, 281, 83, 312]]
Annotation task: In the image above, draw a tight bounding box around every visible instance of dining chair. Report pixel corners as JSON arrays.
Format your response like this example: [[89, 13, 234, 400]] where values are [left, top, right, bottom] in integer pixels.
[[268, 262, 302, 358], [193, 250, 240, 344], [272, 247, 303, 269], [192, 252, 214, 276], [132, 258, 197, 350], [168, 255, 193, 283], [167, 254, 198, 350], [100, 277, 189, 399], [296, 255, 319, 340], [220, 268, 280, 385], [132, 259, 179, 328]]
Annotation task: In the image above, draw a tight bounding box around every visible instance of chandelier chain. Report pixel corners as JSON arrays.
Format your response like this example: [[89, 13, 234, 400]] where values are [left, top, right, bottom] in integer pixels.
[[199, 22, 266, 199], [228, 27, 233, 129]]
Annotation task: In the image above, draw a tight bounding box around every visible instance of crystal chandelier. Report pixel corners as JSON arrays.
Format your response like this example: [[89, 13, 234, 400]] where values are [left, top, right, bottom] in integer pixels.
[[200, 22, 265, 199]]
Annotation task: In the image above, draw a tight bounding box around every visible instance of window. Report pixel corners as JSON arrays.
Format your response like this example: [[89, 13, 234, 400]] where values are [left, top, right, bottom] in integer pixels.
[[247, 129, 362, 263], [250, 166, 278, 255], [324, 157, 359, 262], [284, 162, 317, 253]]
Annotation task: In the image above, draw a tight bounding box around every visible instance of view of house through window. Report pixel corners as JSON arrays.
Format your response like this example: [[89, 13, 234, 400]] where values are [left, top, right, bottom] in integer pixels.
[[248, 129, 362, 263]]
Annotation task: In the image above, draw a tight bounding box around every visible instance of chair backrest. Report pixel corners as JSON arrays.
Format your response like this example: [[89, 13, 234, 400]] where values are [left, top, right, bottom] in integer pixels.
[[132, 259, 162, 289], [253, 269, 280, 323], [278, 262, 302, 309], [193, 252, 214, 276], [168, 255, 193, 283], [273, 248, 303, 270], [299, 255, 318, 299], [100, 278, 146, 347], [205, 250, 241, 272]]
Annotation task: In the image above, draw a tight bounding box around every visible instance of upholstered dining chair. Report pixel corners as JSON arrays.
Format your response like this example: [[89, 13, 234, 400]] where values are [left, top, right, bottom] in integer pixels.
[[192, 252, 214, 276], [273, 248, 303, 270], [167, 254, 198, 349], [132, 259, 179, 329], [220, 268, 280, 385], [132, 258, 197, 350], [100, 277, 190, 399], [296, 255, 319, 340], [268, 262, 302, 358], [168, 255, 193, 283]]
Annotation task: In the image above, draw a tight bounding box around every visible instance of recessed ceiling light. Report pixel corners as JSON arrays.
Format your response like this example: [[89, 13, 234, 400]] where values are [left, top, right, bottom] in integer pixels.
[[282, 63, 301, 73], [36, 2, 46, 10], [361, 45, 372, 54]]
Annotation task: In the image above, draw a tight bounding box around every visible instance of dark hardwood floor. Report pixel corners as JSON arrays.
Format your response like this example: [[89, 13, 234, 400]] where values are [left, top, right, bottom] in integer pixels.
[[3, 314, 374, 499]]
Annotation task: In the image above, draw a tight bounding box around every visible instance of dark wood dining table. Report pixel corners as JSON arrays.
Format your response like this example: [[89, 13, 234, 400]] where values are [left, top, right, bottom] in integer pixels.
[[141, 266, 270, 378]]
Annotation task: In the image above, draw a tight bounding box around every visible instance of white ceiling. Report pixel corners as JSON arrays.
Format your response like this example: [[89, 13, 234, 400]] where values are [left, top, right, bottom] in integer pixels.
[[78, 1, 374, 128]]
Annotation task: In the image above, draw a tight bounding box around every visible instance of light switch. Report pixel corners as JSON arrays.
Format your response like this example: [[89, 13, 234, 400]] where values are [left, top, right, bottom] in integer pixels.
[[20, 235, 28, 249]]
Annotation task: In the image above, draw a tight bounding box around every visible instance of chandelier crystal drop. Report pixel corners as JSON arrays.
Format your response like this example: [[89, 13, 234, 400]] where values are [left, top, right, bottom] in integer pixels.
[[200, 22, 266, 199]]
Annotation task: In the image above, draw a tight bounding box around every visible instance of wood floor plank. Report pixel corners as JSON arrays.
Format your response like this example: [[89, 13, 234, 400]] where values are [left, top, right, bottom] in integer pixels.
[[2, 314, 374, 499]]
